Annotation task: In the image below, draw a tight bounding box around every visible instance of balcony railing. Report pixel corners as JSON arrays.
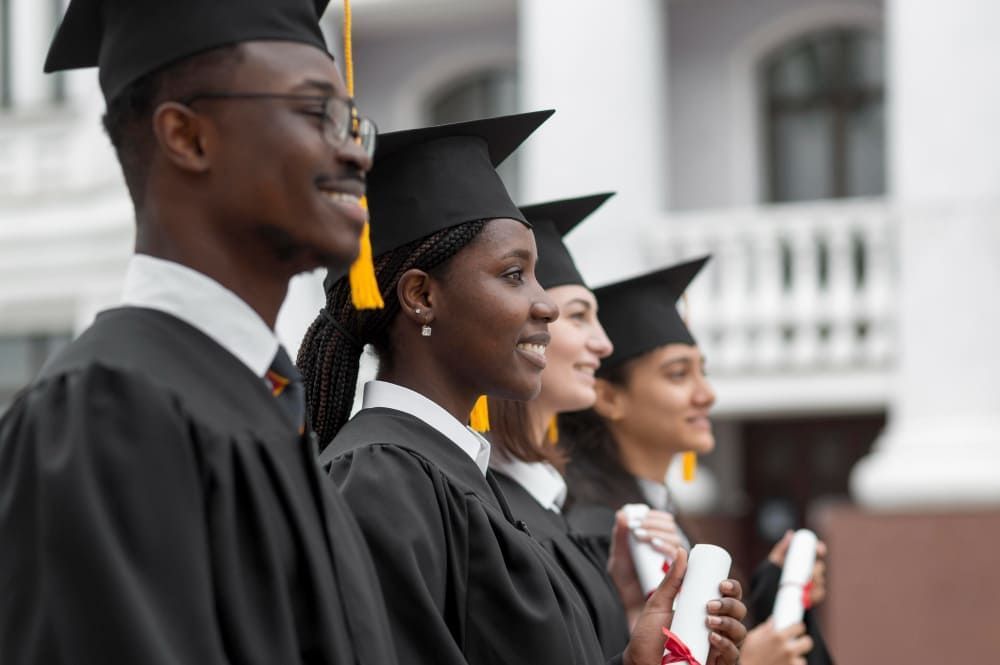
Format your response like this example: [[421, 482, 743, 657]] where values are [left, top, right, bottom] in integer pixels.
[[642, 199, 896, 386]]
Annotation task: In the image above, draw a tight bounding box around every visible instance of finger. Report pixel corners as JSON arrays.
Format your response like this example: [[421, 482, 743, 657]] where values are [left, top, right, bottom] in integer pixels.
[[816, 539, 828, 558], [707, 630, 741, 664], [648, 538, 679, 559], [706, 596, 747, 622], [647, 546, 687, 614], [641, 511, 677, 528], [777, 621, 807, 639], [610, 512, 632, 560], [768, 530, 794, 566], [719, 578, 743, 602], [705, 615, 747, 646], [789, 634, 814, 656]]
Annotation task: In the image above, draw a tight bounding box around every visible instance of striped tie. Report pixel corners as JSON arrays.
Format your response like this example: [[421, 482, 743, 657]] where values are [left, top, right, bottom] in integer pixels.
[[266, 346, 305, 434]]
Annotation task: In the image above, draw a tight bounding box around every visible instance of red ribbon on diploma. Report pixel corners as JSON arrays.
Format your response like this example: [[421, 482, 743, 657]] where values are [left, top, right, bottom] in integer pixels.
[[661, 627, 702, 665], [802, 580, 814, 610], [662, 559, 672, 575]]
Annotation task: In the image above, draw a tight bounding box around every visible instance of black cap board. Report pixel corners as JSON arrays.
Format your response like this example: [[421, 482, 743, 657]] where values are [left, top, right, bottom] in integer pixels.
[[594, 255, 711, 369], [521, 192, 614, 289], [45, 0, 331, 102], [366, 110, 554, 258]]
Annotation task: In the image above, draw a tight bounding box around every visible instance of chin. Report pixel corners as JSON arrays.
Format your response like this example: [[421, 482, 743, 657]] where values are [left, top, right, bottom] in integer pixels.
[[554, 387, 596, 414]]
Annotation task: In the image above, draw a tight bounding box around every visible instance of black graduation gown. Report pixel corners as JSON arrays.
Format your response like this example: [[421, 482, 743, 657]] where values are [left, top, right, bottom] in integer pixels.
[[567, 503, 835, 665], [320, 407, 615, 665], [0, 307, 396, 665], [492, 472, 630, 660]]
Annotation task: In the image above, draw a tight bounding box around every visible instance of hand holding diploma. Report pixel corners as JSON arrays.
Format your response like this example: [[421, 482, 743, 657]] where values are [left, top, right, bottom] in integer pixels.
[[739, 620, 813, 665], [622, 548, 747, 665], [772, 530, 822, 629]]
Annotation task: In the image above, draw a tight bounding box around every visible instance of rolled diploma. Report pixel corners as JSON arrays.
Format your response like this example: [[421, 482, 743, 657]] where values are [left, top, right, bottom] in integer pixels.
[[622, 503, 668, 595], [772, 529, 818, 629], [668, 544, 732, 665]]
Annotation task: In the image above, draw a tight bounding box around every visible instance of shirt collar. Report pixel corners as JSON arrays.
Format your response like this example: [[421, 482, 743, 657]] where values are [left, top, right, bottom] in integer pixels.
[[490, 452, 567, 513], [121, 254, 280, 378], [637, 477, 671, 512], [360, 380, 491, 476]]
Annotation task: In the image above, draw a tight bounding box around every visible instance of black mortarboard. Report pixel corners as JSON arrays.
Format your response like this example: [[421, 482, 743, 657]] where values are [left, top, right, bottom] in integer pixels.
[[595, 255, 711, 369], [521, 192, 614, 289], [366, 110, 554, 257], [45, 0, 331, 103]]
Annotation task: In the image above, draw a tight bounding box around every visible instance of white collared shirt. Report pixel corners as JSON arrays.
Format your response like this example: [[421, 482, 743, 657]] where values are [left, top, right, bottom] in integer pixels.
[[121, 254, 280, 378], [491, 452, 567, 513], [360, 380, 491, 475], [637, 477, 692, 551], [638, 477, 671, 513]]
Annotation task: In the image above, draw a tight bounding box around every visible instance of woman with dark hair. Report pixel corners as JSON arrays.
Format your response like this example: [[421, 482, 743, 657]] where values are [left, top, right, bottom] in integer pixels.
[[559, 257, 833, 665], [488, 193, 692, 659], [297, 112, 748, 665]]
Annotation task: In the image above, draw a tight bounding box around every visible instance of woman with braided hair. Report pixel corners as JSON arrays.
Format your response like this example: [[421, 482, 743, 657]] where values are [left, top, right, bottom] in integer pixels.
[[297, 111, 747, 665]]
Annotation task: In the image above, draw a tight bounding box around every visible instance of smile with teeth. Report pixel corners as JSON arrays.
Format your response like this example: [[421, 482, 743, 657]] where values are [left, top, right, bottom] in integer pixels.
[[574, 364, 596, 375], [324, 191, 362, 207], [516, 343, 547, 357]]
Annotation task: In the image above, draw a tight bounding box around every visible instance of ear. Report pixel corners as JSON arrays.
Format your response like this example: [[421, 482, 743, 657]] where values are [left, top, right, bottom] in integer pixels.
[[151, 101, 213, 173], [396, 268, 434, 327], [592, 377, 628, 421]]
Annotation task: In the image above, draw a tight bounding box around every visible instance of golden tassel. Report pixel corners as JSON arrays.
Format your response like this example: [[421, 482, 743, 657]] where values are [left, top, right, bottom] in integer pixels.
[[546, 416, 558, 444], [343, 0, 383, 309], [469, 395, 490, 433], [682, 451, 697, 482]]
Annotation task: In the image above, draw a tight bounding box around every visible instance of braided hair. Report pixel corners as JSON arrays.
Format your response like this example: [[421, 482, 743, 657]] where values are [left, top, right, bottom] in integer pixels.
[[297, 219, 489, 446]]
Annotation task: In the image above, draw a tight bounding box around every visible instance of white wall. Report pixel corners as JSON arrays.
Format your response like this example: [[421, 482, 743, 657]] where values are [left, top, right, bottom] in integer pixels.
[[342, 12, 517, 132], [667, 0, 882, 211]]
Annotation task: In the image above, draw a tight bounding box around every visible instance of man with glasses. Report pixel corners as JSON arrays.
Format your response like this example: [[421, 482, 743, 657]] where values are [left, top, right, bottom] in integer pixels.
[[0, 1, 392, 664]]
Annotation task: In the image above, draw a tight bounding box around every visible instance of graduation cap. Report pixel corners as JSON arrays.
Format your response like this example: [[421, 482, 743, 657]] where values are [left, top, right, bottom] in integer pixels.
[[45, 0, 331, 103], [594, 255, 711, 370], [521, 192, 615, 290], [364, 110, 554, 258]]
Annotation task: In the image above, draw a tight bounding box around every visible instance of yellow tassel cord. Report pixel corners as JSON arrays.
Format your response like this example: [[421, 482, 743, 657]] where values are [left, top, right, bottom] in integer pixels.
[[679, 293, 695, 481], [343, 0, 383, 310], [682, 451, 697, 482], [546, 416, 559, 444], [469, 395, 491, 433]]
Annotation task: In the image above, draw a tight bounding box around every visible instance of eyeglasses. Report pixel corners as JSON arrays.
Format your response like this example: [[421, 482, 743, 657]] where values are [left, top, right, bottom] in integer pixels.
[[180, 92, 377, 158]]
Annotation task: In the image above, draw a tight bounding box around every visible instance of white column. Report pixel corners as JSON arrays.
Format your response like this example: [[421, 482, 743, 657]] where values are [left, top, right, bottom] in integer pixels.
[[517, 0, 668, 284], [10, 0, 54, 109], [850, 0, 1000, 508]]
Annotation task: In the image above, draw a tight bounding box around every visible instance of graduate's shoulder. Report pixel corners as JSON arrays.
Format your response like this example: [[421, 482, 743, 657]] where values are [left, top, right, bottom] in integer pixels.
[[320, 407, 451, 466], [322, 407, 495, 501], [32, 307, 283, 435]]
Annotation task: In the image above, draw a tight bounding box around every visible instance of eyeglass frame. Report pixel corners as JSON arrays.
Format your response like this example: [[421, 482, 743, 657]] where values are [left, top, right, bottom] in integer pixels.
[[177, 92, 377, 157]]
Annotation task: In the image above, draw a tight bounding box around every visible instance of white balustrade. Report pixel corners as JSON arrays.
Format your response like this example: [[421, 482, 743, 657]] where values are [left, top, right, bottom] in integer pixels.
[[641, 199, 895, 379]]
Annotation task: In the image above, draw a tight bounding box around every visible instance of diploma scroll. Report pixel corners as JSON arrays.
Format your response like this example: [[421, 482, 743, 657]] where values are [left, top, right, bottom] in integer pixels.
[[772, 529, 818, 629], [622, 503, 669, 596], [666, 544, 732, 665]]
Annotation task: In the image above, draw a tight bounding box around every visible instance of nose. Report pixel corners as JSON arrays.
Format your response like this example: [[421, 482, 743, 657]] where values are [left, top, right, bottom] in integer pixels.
[[336, 134, 373, 174], [588, 319, 614, 359], [693, 372, 716, 408], [530, 285, 559, 323]]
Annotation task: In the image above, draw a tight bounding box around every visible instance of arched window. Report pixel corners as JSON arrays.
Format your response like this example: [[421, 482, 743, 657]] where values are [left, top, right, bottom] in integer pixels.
[[763, 28, 884, 203], [426, 67, 520, 200]]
